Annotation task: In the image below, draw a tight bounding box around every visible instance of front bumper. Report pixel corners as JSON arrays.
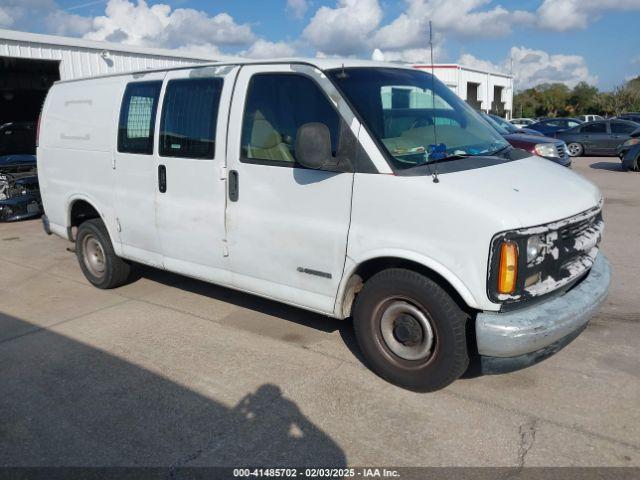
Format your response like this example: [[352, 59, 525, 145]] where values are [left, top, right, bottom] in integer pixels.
[[476, 253, 610, 374], [0, 194, 43, 222]]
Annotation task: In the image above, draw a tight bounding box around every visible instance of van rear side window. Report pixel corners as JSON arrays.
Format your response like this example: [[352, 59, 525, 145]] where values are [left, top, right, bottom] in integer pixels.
[[118, 81, 162, 155], [159, 78, 223, 159]]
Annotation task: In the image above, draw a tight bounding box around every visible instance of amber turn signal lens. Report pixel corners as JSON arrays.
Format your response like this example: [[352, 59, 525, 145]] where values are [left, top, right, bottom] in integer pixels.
[[498, 241, 518, 294]]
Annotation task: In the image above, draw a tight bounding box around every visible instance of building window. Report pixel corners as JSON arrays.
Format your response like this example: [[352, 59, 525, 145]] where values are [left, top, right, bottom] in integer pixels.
[[118, 81, 162, 154]]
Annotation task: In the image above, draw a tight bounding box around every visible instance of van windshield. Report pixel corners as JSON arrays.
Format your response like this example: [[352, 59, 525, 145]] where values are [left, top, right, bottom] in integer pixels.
[[328, 68, 509, 170]]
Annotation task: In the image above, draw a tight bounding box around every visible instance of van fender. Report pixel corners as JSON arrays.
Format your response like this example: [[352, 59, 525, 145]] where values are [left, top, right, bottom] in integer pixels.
[[66, 194, 122, 256], [333, 249, 480, 319]]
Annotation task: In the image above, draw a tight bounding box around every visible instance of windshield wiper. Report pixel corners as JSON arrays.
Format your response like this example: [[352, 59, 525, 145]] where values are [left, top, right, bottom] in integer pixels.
[[400, 153, 470, 170], [482, 145, 511, 157], [425, 153, 470, 164]]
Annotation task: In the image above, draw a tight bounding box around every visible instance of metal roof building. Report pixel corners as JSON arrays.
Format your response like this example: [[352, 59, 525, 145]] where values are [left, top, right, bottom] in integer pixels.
[[0, 28, 219, 125], [412, 63, 514, 118]]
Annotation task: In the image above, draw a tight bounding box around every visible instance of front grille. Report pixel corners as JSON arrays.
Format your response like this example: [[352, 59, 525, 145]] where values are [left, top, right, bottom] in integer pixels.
[[527, 210, 603, 297], [555, 143, 566, 158], [490, 206, 604, 306], [560, 216, 593, 241]]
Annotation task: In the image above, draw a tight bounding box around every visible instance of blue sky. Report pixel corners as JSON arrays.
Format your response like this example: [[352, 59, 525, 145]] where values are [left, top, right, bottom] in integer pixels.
[[2, 0, 640, 90]]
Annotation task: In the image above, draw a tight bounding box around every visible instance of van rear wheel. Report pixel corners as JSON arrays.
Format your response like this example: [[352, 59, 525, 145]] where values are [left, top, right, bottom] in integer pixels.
[[76, 218, 131, 289], [353, 269, 469, 392]]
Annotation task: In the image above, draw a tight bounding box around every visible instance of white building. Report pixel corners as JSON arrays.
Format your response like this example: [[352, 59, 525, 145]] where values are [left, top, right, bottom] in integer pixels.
[[0, 28, 218, 126], [412, 64, 514, 119]]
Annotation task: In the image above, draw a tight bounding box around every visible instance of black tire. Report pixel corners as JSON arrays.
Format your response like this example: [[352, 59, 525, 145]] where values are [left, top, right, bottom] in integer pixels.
[[567, 142, 583, 157], [353, 269, 469, 392], [76, 218, 131, 289]]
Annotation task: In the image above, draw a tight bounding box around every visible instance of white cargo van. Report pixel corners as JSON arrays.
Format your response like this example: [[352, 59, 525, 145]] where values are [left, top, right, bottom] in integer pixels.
[[38, 59, 610, 391]]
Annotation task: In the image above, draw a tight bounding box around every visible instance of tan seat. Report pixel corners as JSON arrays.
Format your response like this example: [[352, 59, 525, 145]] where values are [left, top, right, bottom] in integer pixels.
[[247, 112, 294, 162]]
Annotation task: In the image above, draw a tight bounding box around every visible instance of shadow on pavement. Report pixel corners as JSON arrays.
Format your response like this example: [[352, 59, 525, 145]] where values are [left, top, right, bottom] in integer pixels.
[[131, 266, 481, 381], [134, 265, 340, 334], [589, 161, 623, 171], [0, 312, 346, 467], [134, 265, 368, 364]]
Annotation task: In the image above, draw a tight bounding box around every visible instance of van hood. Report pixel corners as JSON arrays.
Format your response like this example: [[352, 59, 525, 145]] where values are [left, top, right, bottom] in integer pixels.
[[426, 155, 602, 229]]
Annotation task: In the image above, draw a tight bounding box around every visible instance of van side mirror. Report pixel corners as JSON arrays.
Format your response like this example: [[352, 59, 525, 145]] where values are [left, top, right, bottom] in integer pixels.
[[295, 123, 337, 170]]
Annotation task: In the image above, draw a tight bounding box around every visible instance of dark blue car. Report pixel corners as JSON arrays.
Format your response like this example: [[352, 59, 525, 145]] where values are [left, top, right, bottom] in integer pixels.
[[622, 142, 640, 171], [0, 121, 42, 221], [488, 114, 544, 137], [528, 117, 583, 136]]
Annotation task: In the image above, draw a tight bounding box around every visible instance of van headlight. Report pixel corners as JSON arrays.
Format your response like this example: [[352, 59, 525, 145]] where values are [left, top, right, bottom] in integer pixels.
[[489, 233, 550, 300], [534, 143, 559, 157], [526, 234, 546, 264]]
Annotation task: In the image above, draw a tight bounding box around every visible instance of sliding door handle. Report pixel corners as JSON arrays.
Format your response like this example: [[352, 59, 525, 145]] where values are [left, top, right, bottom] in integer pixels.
[[229, 170, 239, 202], [158, 164, 167, 193]]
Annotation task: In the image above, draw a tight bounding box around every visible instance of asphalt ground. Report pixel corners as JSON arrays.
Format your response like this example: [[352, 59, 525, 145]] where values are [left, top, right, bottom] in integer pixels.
[[0, 155, 638, 470]]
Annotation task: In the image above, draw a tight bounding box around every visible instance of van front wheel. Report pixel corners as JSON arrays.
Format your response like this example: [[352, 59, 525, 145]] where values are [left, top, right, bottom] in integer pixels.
[[76, 218, 131, 289], [353, 269, 469, 392]]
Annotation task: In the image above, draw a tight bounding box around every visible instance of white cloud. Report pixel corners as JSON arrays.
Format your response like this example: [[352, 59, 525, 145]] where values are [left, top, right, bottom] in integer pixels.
[[171, 43, 223, 59], [286, 0, 309, 19], [537, 0, 640, 31], [0, 8, 14, 27], [457, 53, 506, 74], [373, 0, 535, 52], [81, 0, 255, 48], [511, 46, 597, 88], [44, 10, 93, 36], [301, 0, 533, 62], [303, 0, 383, 56], [0, 0, 58, 29], [458, 47, 597, 89], [241, 39, 296, 59], [373, 46, 445, 63]]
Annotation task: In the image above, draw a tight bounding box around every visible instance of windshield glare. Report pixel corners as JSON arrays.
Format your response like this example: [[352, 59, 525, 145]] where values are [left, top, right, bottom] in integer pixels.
[[482, 113, 510, 135], [328, 68, 509, 169], [489, 114, 517, 133]]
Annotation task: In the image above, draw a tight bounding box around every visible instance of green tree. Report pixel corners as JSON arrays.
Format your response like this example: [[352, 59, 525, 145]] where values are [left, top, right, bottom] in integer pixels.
[[567, 82, 600, 115], [602, 83, 640, 116], [514, 77, 640, 118], [513, 88, 540, 118], [536, 83, 571, 117]]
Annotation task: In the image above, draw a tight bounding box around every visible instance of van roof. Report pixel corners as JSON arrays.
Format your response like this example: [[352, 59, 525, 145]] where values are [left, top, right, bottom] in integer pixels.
[[54, 57, 414, 84]]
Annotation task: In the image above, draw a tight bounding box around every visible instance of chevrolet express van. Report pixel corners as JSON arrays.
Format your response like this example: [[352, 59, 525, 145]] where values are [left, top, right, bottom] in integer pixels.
[[38, 59, 610, 391]]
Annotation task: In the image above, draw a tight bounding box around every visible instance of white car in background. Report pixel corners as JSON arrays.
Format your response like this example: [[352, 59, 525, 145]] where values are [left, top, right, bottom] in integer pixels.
[[578, 115, 605, 122], [510, 118, 536, 129]]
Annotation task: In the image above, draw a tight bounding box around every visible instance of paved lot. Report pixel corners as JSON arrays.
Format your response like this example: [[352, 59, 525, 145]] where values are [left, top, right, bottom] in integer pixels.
[[0, 156, 638, 468]]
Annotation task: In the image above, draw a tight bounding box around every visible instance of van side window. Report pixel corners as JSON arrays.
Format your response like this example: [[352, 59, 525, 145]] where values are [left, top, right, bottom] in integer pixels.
[[240, 74, 340, 166], [118, 81, 162, 154], [160, 78, 223, 159]]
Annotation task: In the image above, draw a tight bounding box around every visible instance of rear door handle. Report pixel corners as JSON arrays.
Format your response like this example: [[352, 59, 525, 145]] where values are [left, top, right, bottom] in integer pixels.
[[229, 170, 239, 202], [158, 164, 167, 193]]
